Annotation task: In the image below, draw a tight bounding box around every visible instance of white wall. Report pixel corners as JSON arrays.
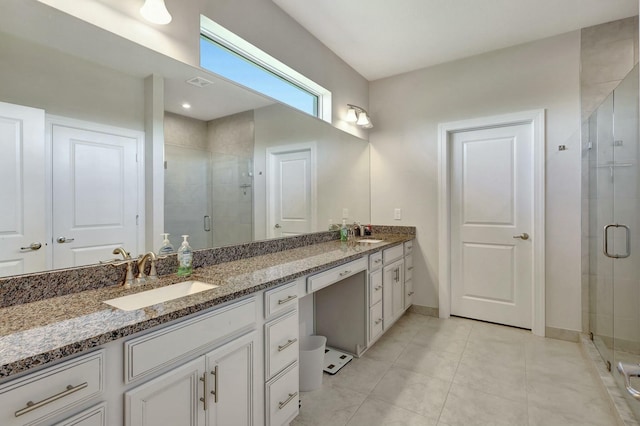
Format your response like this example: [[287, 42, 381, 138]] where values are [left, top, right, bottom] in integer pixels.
[[370, 32, 583, 332], [0, 32, 144, 131]]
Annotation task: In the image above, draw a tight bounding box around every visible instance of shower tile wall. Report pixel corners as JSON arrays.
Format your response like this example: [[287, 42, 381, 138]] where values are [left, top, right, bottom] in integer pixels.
[[207, 111, 255, 247], [581, 16, 638, 334]]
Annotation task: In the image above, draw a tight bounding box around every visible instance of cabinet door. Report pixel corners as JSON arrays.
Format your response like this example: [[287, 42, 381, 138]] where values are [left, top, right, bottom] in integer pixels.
[[382, 259, 404, 330], [125, 357, 205, 426], [205, 333, 255, 426]]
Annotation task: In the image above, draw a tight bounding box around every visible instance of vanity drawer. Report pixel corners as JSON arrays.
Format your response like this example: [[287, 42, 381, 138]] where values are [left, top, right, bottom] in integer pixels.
[[0, 350, 104, 426], [404, 240, 414, 256], [369, 251, 383, 271], [383, 244, 403, 264], [404, 255, 413, 281], [265, 310, 299, 380], [264, 280, 299, 319], [369, 302, 384, 342], [369, 268, 383, 307], [307, 257, 367, 293], [405, 279, 414, 309], [124, 297, 256, 383], [266, 362, 299, 426]]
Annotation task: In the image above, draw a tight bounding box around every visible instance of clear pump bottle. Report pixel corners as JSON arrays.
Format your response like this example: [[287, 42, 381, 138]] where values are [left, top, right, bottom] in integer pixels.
[[177, 235, 193, 277], [158, 233, 175, 255]]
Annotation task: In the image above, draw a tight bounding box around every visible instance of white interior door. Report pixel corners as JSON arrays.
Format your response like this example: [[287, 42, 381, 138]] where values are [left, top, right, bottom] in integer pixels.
[[0, 101, 46, 277], [52, 122, 140, 268], [451, 123, 533, 329], [267, 145, 316, 237]]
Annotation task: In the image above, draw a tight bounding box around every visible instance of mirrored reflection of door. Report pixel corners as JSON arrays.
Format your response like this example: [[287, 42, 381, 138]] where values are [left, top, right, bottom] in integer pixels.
[[164, 145, 213, 251], [589, 65, 640, 418], [267, 145, 315, 238]]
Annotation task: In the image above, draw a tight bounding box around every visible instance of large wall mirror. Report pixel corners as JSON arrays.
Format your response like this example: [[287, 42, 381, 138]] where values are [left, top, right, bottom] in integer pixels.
[[0, 1, 370, 277]]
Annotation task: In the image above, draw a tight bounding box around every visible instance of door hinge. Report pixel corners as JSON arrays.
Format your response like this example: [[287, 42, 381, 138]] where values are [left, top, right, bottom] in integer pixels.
[[589, 331, 594, 341], [607, 360, 612, 372], [136, 214, 139, 226], [164, 160, 167, 169]]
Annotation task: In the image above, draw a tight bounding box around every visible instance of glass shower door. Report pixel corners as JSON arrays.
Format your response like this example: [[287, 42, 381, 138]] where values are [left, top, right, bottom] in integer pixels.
[[611, 65, 640, 418]]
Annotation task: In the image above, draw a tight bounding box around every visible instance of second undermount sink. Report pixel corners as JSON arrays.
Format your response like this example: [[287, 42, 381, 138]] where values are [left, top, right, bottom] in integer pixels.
[[104, 281, 218, 311], [358, 239, 384, 244]]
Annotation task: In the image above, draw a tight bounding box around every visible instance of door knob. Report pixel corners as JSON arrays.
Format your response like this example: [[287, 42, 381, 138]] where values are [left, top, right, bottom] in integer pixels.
[[274, 224, 281, 229], [513, 233, 529, 240], [56, 236, 75, 243], [20, 242, 42, 251]]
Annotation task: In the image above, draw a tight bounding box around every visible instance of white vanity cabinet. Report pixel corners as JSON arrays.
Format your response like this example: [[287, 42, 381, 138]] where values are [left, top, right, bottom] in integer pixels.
[[263, 280, 300, 426], [368, 251, 384, 343], [404, 240, 415, 310], [0, 350, 105, 426], [124, 297, 258, 426]]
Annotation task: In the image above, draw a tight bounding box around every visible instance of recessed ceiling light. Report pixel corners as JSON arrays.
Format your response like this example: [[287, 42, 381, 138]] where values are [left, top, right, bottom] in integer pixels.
[[182, 103, 191, 109]]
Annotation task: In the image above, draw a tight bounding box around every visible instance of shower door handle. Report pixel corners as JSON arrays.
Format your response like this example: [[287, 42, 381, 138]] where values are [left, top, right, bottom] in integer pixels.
[[204, 216, 211, 232], [617, 362, 640, 400], [603, 224, 630, 259]]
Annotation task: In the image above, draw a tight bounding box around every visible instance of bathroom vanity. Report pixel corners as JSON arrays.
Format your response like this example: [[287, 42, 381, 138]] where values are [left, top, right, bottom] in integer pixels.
[[0, 231, 414, 426]]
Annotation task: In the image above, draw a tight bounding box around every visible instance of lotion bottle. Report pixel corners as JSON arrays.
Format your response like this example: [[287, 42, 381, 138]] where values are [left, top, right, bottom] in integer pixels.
[[158, 233, 175, 255], [177, 235, 193, 277]]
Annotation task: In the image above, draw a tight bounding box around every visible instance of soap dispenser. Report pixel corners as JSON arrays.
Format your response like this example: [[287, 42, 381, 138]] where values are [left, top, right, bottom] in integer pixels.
[[158, 233, 175, 255], [177, 235, 193, 277], [340, 219, 348, 242]]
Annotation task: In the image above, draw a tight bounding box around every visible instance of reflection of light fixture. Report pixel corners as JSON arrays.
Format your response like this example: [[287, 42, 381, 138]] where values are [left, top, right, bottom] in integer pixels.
[[346, 104, 373, 129], [181, 103, 191, 109], [140, 0, 172, 25]]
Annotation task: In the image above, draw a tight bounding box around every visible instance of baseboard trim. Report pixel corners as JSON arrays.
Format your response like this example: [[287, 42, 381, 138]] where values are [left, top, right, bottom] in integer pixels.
[[409, 305, 438, 318], [545, 326, 580, 342]]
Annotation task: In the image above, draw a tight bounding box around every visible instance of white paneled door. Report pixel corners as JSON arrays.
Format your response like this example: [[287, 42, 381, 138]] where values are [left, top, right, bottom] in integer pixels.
[[267, 144, 316, 237], [51, 123, 140, 268], [0, 102, 46, 277], [450, 124, 533, 329]]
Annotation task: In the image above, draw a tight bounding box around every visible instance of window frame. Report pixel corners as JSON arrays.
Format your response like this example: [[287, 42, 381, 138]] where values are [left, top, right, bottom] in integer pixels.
[[200, 15, 332, 122]]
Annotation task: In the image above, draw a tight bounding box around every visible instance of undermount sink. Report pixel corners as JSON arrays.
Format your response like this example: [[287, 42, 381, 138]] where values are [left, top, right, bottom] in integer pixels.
[[358, 239, 384, 244], [104, 281, 218, 311]]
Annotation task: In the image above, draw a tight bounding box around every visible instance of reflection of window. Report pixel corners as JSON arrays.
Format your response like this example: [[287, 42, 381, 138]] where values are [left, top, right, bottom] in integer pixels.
[[200, 16, 331, 122]]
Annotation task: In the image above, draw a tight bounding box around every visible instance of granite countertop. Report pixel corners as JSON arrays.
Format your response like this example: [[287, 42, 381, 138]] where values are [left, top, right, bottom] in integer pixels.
[[0, 235, 412, 379]]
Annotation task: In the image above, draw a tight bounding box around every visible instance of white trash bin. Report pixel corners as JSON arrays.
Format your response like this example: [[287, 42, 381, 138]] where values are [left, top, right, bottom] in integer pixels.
[[299, 335, 327, 391]]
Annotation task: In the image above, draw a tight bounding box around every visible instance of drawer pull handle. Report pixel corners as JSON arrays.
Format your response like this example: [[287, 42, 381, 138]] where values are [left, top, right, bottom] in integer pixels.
[[408, 291, 415, 296], [339, 270, 352, 277], [374, 259, 382, 264], [15, 382, 88, 417], [278, 392, 298, 410], [407, 267, 413, 271], [278, 338, 298, 352], [374, 318, 383, 325], [199, 373, 208, 410], [374, 285, 382, 291], [278, 295, 297, 305], [211, 366, 219, 403]]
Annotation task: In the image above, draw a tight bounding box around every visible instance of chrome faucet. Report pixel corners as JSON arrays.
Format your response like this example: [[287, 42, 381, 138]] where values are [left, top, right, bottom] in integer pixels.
[[112, 247, 135, 288], [136, 252, 158, 285]]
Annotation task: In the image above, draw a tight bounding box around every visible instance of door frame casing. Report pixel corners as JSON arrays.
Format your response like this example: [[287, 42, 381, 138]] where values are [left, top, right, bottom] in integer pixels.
[[265, 142, 317, 238], [437, 110, 546, 336]]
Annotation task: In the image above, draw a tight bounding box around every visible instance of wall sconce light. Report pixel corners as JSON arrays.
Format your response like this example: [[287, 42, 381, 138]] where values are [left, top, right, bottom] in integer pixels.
[[140, 0, 172, 25], [346, 104, 373, 129]]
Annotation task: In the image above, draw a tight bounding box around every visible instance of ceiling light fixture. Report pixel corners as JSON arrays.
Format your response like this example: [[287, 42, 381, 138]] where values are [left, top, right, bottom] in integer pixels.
[[140, 0, 172, 25], [346, 104, 373, 129], [181, 103, 191, 109]]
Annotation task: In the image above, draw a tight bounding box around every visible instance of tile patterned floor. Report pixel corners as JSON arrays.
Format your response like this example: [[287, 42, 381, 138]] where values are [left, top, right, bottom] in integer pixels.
[[291, 313, 620, 426]]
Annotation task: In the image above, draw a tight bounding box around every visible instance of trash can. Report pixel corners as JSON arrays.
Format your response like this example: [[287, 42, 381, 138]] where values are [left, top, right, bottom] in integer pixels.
[[299, 335, 327, 391]]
